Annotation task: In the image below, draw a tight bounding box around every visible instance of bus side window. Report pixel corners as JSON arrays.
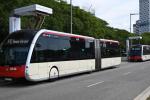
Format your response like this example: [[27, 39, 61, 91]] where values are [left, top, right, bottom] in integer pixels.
[[85, 40, 95, 59], [100, 41, 120, 58], [31, 35, 48, 63], [101, 41, 106, 58], [69, 38, 85, 60], [56, 38, 71, 60]]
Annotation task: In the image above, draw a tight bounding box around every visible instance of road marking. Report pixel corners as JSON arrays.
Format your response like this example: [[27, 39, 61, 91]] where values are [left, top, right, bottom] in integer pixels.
[[87, 81, 104, 87], [134, 86, 150, 100], [123, 72, 131, 75]]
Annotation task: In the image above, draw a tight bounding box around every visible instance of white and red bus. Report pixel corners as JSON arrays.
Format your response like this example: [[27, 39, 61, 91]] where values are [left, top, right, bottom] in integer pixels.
[[128, 44, 150, 61], [0, 29, 121, 81]]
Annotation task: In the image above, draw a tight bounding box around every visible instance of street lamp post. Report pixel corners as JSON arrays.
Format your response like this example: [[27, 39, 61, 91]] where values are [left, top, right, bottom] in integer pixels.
[[130, 13, 139, 33], [70, 0, 73, 34]]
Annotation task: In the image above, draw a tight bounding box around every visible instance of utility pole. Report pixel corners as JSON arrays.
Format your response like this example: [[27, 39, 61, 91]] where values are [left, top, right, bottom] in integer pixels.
[[130, 13, 139, 33], [70, 0, 73, 34]]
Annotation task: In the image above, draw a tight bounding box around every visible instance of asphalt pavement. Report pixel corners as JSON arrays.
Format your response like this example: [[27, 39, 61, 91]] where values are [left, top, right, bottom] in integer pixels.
[[0, 61, 150, 100]]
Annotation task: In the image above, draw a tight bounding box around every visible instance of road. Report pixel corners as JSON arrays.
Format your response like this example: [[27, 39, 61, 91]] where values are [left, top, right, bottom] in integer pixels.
[[0, 61, 150, 100]]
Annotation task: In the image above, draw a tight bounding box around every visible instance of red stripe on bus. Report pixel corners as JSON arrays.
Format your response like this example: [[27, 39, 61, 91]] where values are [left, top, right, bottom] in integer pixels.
[[0, 65, 25, 78], [43, 32, 94, 39], [129, 56, 142, 60]]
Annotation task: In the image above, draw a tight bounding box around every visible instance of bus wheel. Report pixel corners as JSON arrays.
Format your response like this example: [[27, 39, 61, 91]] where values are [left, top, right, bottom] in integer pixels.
[[49, 67, 59, 79]]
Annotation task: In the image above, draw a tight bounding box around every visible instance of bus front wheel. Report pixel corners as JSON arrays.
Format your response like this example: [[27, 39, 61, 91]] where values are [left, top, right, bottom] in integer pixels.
[[49, 67, 59, 80]]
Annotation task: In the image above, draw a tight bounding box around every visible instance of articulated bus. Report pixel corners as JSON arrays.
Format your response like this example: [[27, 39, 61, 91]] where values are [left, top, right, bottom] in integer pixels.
[[128, 44, 150, 61], [0, 29, 121, 81]]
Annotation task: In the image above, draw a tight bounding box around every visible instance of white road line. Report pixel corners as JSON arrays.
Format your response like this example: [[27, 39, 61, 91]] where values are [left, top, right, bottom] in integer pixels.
[[87, 81, 104, 87], [134, 86, 150, 100], [123, 72, 131, 75]]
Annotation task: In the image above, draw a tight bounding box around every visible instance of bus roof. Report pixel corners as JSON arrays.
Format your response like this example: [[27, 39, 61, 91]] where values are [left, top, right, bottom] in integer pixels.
[[43, 30, 95, 40], [9, 29, 121, 42], [10, 29, 95, 40], [132, 44, 150, 47], [10, 29, 38, 36], [100, 39, 119, 43]]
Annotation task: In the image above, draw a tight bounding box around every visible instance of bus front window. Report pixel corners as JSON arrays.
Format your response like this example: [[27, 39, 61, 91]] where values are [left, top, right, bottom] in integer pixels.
[[129, 47, 142, 56], [0, 30, 36, 66], [0, 47, 29, 66]]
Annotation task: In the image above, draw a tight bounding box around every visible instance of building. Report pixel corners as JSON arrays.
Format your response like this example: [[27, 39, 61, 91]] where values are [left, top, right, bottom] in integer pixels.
[[133, 20, 140, 34], [134, 0, 150, 34], [139, 0, 150, 33]]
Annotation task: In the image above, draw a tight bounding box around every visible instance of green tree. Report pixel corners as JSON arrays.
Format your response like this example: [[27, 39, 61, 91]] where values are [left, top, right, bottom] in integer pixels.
[[0, 0, 136, 49]]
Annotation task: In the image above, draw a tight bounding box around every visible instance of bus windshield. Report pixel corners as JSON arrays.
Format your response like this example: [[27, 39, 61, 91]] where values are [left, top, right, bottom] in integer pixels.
[[129, 46, 141, 56], [0, 47, 29, 66], [0, 30, 36, 66]]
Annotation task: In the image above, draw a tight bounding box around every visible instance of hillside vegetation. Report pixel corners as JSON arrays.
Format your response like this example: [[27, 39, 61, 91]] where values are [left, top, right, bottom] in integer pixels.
[[0, 0, 149, 48]]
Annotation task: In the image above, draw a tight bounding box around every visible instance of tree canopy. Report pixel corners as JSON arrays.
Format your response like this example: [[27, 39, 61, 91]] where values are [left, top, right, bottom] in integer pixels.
[[0, 0, 150, 48]]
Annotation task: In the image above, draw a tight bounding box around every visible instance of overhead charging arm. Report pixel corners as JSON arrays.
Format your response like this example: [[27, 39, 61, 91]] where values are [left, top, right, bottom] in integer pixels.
[[9, 4, 53, 34]]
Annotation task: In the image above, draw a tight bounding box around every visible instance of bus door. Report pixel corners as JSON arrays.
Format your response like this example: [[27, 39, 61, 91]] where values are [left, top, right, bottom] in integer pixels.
[[30, 35, 48, 77], [95, 39, 101, 70], [29, 47, 39, 76], [33, 35, 49, 78]]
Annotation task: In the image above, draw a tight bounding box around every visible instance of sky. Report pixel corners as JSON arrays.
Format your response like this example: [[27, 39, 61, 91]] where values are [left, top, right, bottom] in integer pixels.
[[66, 0, 139, 32]]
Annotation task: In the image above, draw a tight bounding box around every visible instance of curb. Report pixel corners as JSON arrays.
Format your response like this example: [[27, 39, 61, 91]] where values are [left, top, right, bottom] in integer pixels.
[[134, 86, 150, 100]]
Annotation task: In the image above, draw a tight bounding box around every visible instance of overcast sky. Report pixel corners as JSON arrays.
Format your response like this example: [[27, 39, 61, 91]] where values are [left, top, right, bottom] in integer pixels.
[[66, 0, 139, 32]]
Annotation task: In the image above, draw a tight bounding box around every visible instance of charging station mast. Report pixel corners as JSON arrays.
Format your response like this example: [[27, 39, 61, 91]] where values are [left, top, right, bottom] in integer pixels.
[[9, 4, 53, 34]]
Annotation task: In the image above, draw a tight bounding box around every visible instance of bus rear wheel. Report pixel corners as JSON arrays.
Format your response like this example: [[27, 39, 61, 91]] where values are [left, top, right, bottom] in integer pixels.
[[49, 67, 59, 80]]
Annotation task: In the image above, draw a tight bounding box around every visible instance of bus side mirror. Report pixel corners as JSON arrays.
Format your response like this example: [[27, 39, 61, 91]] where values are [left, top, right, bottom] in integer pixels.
[[36, 43, 41, 48]]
